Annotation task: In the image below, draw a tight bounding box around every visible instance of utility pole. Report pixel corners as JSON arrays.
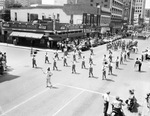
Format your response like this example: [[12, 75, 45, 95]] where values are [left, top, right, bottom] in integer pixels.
[[129, 0, 133, 25]]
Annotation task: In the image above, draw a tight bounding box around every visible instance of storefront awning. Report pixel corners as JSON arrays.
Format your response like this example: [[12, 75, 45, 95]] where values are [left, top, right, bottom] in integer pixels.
[[10, 32, 43, 39]]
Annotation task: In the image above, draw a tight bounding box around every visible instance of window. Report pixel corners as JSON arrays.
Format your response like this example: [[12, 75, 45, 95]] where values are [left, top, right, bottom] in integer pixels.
[[91, 0, 94, 2], [70, 14, 73, 24], [90, 4, 93, 6], [104, 5, 107, 7], [105, 0, 108, 2], [15, 12, 17, 21], [96, 3, 99, 6], [27, 13, 30, 22]]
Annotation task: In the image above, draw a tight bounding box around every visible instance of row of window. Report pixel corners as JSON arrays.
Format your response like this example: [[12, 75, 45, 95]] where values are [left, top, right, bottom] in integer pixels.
[[112, 8, 122, 15], [136, 0, 143, 3], [135, 7, 142, 10], [112, 0, 123, 9], [112, 15, 122, 19], [135, 10, 142, 13]]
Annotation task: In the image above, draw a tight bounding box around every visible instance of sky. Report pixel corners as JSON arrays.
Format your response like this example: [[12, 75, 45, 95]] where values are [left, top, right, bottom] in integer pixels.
[[42, 0, 150, 8]]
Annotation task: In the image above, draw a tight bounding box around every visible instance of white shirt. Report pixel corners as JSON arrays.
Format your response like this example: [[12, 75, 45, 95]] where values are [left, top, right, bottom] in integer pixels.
[[102, 93, 110, 102]]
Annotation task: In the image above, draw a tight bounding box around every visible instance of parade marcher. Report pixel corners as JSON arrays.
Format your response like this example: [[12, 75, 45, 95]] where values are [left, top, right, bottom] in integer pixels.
[[45, 52, 50, 64], [108, 53, 113, 62], [89, 63, 93, 77], [115, 56, 119, 69], [81, 56, 86, 69], [108, 61, 113, 75], [89, 55, 93, 65], [120, 52, 123, 64], [54, 50, 59, 60], [73, 51, 77, 62], [102, 64, 107, 80], [146, 93, 150, 110], [63, 55, 68, 66], [72, 60, 76, 74], [102, 91, 110, 116], [78, 49, 82, 59], [42, 67, 53, 88], [90, 47, 94, 55], [124, 51, 127, 62], [139, 59, 142, 72], [127, 49, 130, 59], [32, 55, 37, 68], [53, 57, 58, 71]]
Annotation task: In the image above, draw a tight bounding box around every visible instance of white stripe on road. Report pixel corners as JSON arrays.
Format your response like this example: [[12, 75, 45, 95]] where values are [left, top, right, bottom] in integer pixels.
[[57, 83, 115, 98], [1, 84, 58, 116], [52, 90, 84, 116]]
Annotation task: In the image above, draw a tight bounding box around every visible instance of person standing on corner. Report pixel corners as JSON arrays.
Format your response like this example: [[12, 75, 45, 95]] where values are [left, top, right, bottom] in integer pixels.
[[89, 63, 93, 78], [81, 56, 86, 69], [102, 91, 110, 116]]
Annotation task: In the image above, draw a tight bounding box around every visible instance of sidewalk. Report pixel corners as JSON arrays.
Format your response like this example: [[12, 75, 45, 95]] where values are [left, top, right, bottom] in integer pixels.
[[0, 42, 61, 53]]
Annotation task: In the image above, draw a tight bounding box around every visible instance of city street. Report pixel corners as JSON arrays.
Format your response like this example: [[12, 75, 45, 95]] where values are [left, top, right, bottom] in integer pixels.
[[0, 37, 150, 116]]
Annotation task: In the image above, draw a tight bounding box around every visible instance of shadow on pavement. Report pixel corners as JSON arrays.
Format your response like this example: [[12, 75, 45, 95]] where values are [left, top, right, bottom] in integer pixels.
[[105, 78, 115, 82], [129, 58, 134, 60], [118, 68, 123, 70], [50, 86, 59, 89], [0, 74, 20, 83], [111, 73, 117, 76]]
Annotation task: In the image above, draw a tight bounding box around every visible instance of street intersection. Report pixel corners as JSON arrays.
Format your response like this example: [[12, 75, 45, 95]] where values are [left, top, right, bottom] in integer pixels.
[[0, 37, 150, 116]]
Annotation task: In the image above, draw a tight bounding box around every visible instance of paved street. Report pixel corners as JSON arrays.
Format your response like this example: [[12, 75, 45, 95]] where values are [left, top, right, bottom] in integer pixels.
[[0, 37, 150, 116]]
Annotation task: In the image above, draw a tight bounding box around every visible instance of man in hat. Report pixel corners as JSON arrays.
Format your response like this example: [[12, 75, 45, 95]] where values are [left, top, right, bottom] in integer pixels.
[[102, 91, 110, 116]]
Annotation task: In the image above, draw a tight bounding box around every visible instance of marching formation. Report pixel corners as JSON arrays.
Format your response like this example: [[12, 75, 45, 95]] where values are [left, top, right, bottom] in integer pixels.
[[30, 37, 150, 116]]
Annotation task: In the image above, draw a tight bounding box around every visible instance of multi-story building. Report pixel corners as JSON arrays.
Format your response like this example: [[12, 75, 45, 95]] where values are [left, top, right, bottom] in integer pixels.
[[145, 9, 150, 26], [110, 0, 124, 34], [0, 0, 5, 10], [5, 0, 42, 7], [134, 0, 146, 25], [123, 0, 135, 25]]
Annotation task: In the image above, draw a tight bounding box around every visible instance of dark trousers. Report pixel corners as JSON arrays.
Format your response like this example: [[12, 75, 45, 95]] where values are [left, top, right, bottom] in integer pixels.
[[81, 61, 86, 68], [104, 102, 109, 116], [139, 64, 142, 71]]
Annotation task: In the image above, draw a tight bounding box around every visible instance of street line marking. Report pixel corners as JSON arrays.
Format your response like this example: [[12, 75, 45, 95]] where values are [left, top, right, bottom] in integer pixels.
[[52, 90, 84, 116], [1, 84, 58, 116], [57, 83, 115, 98]]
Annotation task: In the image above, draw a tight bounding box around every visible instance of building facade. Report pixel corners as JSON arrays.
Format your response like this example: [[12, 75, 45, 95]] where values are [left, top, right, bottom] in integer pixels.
[[0, 0, 5, 10], [134, 0, 146, 25], [5, 0, 42, 7], [123, 0, 135, 25], [110, 0, 124, 34]]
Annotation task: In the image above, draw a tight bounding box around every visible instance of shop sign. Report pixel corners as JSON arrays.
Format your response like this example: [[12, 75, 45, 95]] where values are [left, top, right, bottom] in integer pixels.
[[11, 24, 18, 28], [27, 24, 37, 29], [39, 25, 47, 30], [3, 23, 9, 27], [18, 24, 26, 28]]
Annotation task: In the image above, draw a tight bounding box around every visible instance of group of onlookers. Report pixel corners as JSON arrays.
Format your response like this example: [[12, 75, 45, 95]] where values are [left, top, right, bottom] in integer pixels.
[[0, 52, 7, 75]]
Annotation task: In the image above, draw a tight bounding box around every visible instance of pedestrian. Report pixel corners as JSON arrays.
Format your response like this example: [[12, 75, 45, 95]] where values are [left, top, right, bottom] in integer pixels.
[[115, 56, 119, 69], [53, 57, 58, 70], [89, 63, 93, 77], [108, 61, 113, 75], [32, 55, 37, 68], [103, 55, 107, 65], [102, 64, 107, 80], [72, 60, 76, 74], [139, 59, 142, 72], [42, 67, 53, 88], [108, 53, 112, 62], [81, 56, 86, 69], [45, 52, 50, 64], [63, 55, 68, 66], [102, 91, 110, 116]]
